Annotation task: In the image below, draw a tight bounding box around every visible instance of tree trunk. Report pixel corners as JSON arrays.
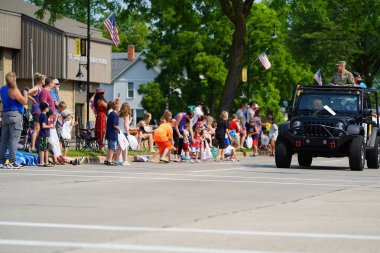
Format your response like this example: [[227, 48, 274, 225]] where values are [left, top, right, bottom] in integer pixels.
[[219, 21, 246, 112], [218, 0, 254, 112]]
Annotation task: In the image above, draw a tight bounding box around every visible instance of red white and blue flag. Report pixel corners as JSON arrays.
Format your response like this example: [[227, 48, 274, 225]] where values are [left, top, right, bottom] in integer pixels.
[[258, 52, 271, 70], [103, 13, 119, 46], [314, 69, 323, 85]]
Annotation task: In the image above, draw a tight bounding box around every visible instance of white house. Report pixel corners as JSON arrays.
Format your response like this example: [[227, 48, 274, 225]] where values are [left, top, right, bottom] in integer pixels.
[[100, 46, 160, 125]]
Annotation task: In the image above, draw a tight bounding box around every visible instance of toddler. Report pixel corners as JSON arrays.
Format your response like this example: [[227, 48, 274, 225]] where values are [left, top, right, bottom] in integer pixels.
[[190, 126, 202, 162], [182, 123, 191, 160], [38, 102, 55, 166], [224, 141, 240, 161], [105, 100, 121, 165]]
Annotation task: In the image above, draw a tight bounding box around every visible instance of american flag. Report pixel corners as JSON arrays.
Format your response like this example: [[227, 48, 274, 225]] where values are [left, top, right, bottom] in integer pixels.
[[103, 14, 119, 46], [258, 52, 271, 70], [314, 69, 323, 85]]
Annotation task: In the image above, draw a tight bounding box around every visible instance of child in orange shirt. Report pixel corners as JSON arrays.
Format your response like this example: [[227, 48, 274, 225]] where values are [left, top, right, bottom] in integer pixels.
[[153, 111, 175, 163]]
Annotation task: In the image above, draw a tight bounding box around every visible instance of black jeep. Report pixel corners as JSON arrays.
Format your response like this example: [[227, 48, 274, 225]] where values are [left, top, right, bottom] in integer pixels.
[[275, 86, 380, 171]]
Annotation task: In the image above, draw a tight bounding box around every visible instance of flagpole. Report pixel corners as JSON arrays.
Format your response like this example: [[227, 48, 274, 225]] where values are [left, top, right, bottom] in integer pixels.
[[30, 38, 34, 87]]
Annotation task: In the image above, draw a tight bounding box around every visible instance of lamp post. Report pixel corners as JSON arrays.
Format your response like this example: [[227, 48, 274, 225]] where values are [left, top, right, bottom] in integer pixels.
[[76, 1, 91, 127], [86, 0, 91, 127], [246, 25, 277, 101]]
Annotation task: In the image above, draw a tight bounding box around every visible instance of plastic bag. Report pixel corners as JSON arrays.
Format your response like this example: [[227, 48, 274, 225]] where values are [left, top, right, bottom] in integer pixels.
[[49, 128, 62, 156], [201, 140, 213, 161], [246, 136, 253, 148], [127, 135, 138, 150], [118, 132, 129, 151], [61, 121, 73, 140], [261, 134, 269, 145]]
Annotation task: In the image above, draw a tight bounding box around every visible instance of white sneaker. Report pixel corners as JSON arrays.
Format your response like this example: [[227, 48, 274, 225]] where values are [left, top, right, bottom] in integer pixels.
[[196, 160, 202, 163], [6, 163, 22, 169], [122, 161, 130, 166]]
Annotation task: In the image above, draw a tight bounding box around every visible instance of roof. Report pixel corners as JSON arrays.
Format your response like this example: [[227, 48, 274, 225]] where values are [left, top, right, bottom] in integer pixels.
[[0, 0, 111, 44], [112, 52, 143, 79], [112, 50, 162, 83]]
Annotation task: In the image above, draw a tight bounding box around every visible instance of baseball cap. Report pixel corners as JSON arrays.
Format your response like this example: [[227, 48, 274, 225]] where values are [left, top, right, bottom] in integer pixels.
[[53, 79, 60, 84], [61, 109, 73, 117], [254, 103, 260, 108], [96, 88, 106, 94], [336, 61, 346, 66], [352, 72, 363, 81]]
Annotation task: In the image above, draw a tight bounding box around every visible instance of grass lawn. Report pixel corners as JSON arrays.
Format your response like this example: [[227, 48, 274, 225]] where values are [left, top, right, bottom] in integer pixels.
[[67, 149, 154, 158]]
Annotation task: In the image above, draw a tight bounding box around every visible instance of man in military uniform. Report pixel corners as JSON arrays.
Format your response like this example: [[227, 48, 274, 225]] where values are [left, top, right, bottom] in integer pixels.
[[330, 61, 355, 86]]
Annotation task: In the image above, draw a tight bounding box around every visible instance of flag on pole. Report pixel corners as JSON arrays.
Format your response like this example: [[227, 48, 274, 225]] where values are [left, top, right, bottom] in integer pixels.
[[103, 13, 119, 46], [314, 69, 323, 86], [258, 52, 271, 70]]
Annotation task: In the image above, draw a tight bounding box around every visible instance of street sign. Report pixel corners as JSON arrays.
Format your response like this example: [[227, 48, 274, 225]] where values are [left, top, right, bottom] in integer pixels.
[[242, 67, 247, 82], [80, 39, 87, 56], [75, 38, 81, 56]]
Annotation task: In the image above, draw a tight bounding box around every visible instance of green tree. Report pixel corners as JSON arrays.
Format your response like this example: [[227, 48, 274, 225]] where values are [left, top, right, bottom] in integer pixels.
[[137, 82, 166, 121], [27, 0, 121, 25], [245, 3, 313, 121], [271, 0, 380, 86]]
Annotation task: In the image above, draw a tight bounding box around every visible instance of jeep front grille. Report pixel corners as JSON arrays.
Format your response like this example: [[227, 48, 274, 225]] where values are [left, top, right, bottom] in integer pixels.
[[294, 121, 343, 137]]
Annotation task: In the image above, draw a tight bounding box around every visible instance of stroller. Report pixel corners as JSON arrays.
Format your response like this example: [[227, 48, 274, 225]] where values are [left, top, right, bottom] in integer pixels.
[[18, 109, 33, 151]]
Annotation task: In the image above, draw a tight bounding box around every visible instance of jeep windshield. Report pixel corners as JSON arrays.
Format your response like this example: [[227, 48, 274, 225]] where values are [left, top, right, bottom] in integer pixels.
[[296, 93, 360, 115]]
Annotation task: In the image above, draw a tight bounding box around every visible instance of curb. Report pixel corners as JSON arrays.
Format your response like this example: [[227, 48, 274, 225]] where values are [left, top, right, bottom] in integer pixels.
[[81, 150, 272, 164]]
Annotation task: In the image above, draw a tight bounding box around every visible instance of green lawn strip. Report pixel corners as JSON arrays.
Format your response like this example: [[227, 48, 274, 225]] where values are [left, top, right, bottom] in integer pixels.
[[67, 149, 154, 158]]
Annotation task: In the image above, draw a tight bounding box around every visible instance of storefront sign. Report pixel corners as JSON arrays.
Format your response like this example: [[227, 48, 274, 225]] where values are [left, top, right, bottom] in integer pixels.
[[68, 54, 107, 65]]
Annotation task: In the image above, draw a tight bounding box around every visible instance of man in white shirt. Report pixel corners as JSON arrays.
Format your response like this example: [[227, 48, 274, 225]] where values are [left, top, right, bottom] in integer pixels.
[[245, 102, 255, 126], [192, 102, 204, 127]]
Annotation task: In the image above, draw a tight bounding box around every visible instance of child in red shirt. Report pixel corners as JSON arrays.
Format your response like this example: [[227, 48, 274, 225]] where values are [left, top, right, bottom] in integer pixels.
[[190, 126, 202, 162]]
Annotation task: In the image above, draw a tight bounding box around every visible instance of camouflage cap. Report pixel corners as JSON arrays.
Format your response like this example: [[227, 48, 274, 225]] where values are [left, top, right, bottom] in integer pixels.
[[336, 61, 346, 66]]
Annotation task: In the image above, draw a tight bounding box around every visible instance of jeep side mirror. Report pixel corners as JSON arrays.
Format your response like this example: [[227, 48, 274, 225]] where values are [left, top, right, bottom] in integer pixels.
[[364, 108, 372, 117]]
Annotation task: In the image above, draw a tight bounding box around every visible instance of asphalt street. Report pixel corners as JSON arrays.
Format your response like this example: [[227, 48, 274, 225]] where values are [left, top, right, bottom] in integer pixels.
[[0, 156, 380, 253]]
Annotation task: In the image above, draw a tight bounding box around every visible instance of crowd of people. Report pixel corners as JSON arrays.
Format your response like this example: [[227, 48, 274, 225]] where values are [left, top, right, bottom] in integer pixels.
[[0, 71, 280, 168], [0, 72, 82, 168], [94, 98, 279, 165]]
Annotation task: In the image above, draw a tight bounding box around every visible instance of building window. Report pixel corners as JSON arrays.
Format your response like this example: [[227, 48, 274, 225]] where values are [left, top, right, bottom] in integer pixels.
[[128, 82, 134, 98]]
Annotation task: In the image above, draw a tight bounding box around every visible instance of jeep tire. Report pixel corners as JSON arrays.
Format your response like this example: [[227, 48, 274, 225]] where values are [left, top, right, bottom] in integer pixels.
[[275, 138, 292, 168], [298, 153, 313, 167], [367, 137, 380, 169], [349, 136, 365, 171]]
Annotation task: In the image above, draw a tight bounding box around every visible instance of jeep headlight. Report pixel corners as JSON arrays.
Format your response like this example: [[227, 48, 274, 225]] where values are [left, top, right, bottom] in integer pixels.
[[293, 121, 302, 128], [336, 122, 344, 130]]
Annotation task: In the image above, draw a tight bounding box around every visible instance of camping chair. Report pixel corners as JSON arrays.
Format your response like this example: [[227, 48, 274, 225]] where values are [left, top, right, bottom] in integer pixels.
[[75, 121, 99, 152]]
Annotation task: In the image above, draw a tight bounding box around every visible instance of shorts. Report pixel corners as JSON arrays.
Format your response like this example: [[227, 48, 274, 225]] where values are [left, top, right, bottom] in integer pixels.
[[190, 147, 200, 153], [38, 136, 49, 151], [108, 140, 118, 151], [253, 139, 258, 146], [182, 143, 189, 152], [60, 137, 70, 148], [216, 136, 228, 149], [156, 141, 175, 154], [32, 113, 40, 122]]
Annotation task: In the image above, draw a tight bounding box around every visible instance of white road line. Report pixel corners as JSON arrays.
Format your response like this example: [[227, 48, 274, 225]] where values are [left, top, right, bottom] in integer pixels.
[[0, 239, 285, 253], [0, 221, 379, 241], [191, 168, 244, 173], [13, 169, 378, 184], [2, 172, 360, 187]]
